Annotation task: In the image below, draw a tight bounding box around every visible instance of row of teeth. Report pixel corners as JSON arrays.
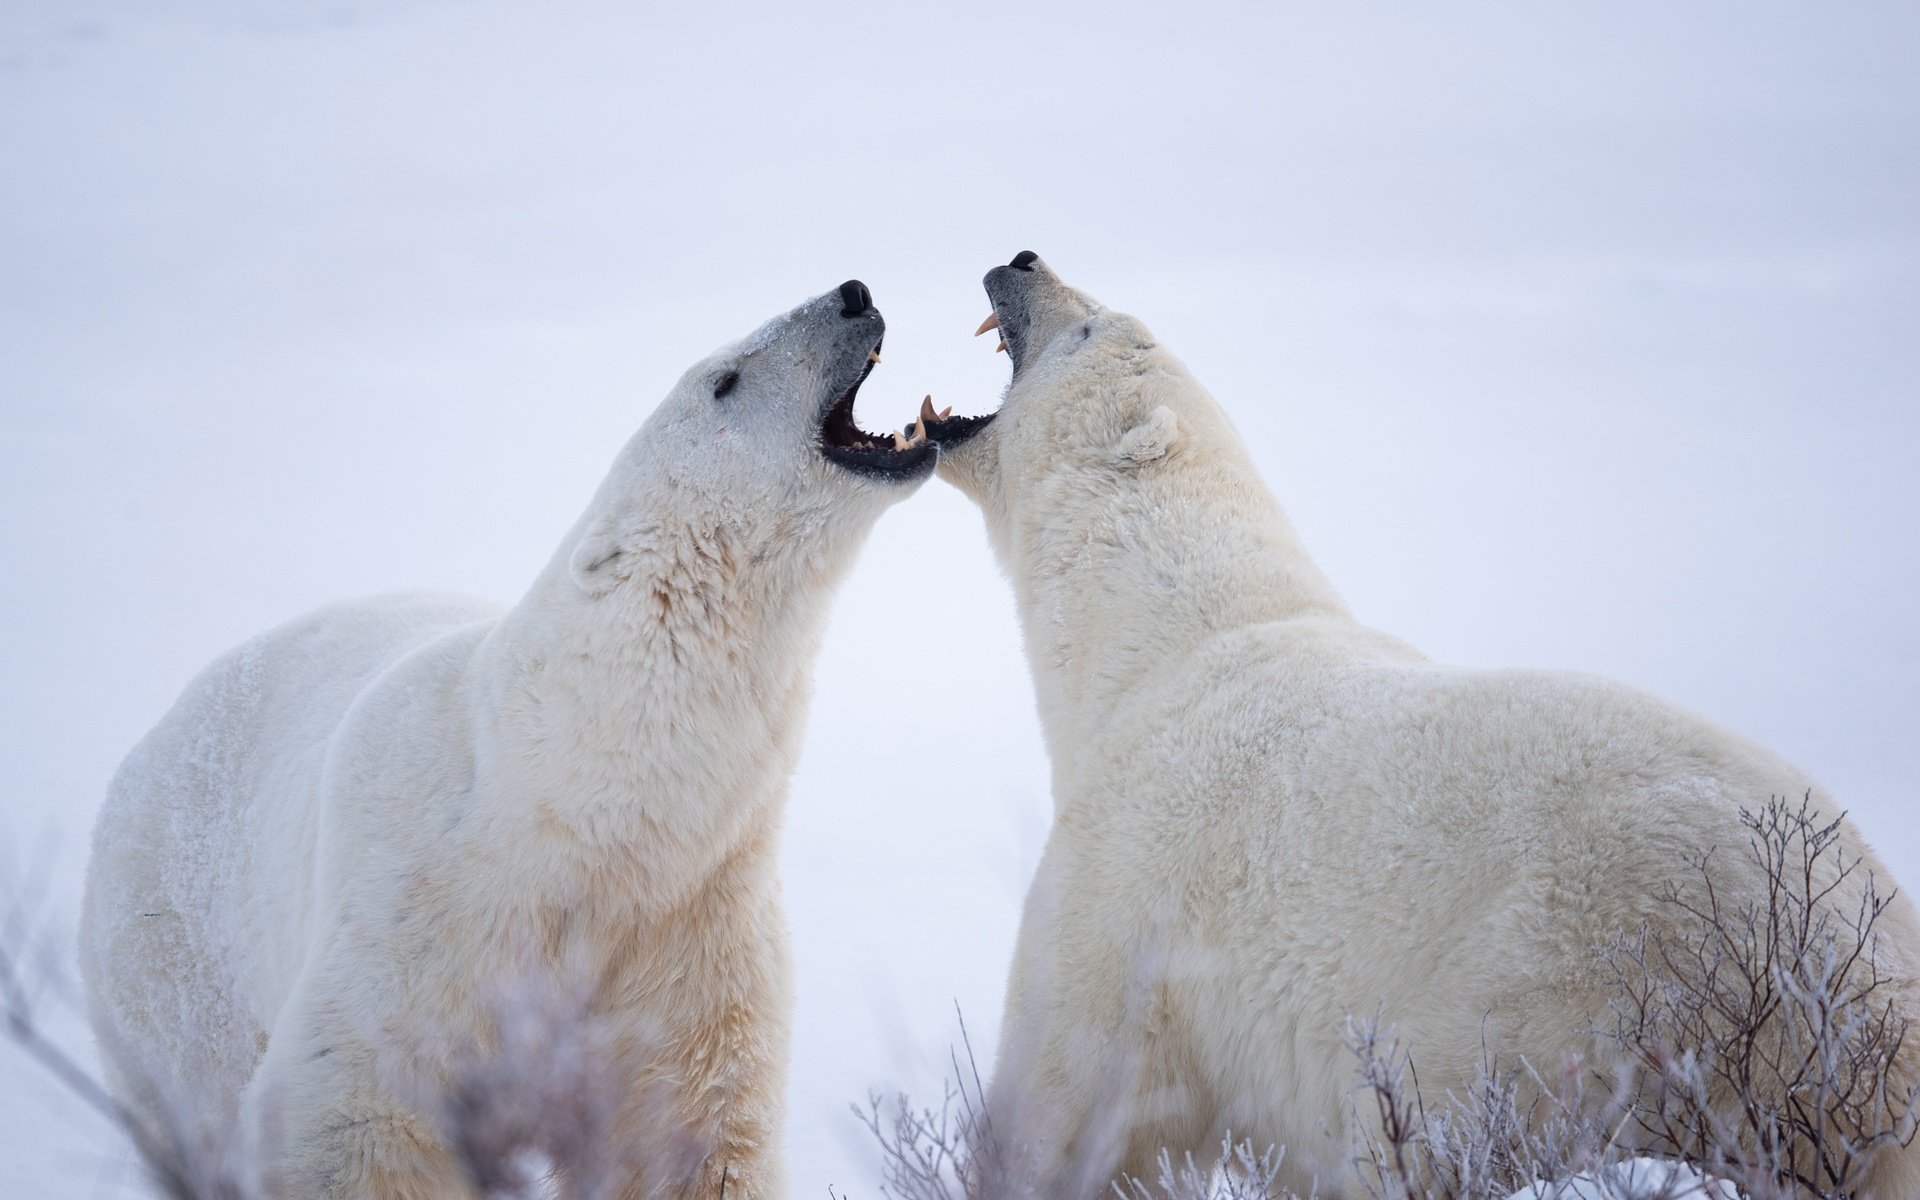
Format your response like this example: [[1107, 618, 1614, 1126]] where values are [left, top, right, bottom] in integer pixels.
[[849, 312, 999, 453], [852, 395, 955, 452]]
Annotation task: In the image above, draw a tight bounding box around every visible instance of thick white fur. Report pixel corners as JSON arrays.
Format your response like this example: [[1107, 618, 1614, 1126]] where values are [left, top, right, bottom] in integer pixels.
[[80, 287, 919, 1198], [937, 258, 1920, 1198]]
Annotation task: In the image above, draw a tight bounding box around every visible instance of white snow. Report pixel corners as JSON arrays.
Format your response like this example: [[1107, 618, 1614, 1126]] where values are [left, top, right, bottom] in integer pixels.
[[1507, 1158, 1743, 1200], [4, 1, 1919, 1196]]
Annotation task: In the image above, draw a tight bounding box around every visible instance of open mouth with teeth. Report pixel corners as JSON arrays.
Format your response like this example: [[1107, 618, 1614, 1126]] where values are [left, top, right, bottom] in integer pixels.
[[898, 313, 1001, 452], [905, 390, 995, 451], [816, 340, 940, 479], [902, 250, 1049, 452]]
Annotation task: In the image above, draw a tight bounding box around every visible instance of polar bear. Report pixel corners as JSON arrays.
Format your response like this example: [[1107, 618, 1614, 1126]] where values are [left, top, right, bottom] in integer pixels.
[[80, 281, 941, 1199], [919, 253, 1920, 1198]]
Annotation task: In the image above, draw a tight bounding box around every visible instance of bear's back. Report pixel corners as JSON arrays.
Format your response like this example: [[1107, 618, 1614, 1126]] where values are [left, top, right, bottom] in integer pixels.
[[79, 591, 502, 1125]]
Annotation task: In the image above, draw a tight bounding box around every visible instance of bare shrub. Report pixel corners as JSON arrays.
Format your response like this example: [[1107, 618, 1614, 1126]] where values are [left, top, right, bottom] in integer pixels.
[[856, 1009, 1304, 1200], [1346, 795, 1918, 1200], [1110, 1140, 1299, 1200], [856, 1011, 998, 1200], [1595, 796, 1919, 1197], [1348, 1017, 1554, 1200], [1347, 1021, 1727, 1200]]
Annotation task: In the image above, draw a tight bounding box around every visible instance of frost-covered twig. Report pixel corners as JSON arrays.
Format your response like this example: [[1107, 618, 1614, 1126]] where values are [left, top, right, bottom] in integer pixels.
[[1597, 796, 1919, 1198], [423, 954, 707, 1200], [855, 1008, 996, 1200], [1111, 1138, 1298, 1200]]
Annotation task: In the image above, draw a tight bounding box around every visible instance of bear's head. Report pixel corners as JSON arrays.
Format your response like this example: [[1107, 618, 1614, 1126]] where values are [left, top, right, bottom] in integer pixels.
[[923, 253, 1193, 551], [568, 280, 935, 597]]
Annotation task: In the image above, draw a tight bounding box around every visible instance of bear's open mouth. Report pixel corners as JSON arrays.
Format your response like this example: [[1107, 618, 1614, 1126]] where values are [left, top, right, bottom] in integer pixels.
[[903, 307, 1003, 452], [903, 251, 1049, 452], [817, 337, 939, 479], [908, 393, 996, 450]]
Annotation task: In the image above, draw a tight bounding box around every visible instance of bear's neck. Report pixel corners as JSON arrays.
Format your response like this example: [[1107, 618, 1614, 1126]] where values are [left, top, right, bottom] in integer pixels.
[[475, 510, 851, 890], [1002, 435, 1350, 762]]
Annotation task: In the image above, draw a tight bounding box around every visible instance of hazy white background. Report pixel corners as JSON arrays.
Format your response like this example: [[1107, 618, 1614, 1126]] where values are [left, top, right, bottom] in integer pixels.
[[3, 1, 1915, 1194]]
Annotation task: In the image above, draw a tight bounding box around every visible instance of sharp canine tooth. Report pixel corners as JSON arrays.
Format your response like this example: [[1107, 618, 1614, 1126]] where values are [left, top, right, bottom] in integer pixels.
[[868, 350, 881, 363], [938, 406, 953, 420], [920, 395, 939, 426], [995, 340, 1007, 354], [891, 431, 908, 450], [974, 313, 1000, 336]]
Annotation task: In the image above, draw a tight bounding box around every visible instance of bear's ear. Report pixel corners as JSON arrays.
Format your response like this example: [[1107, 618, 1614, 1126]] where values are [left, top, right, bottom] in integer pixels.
[[569, 520, 631, 596], [1114, 405, 1180, 466]]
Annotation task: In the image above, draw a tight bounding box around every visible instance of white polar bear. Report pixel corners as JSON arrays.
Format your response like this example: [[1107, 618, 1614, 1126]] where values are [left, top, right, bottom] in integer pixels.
[[920, 253, 1920, 1199], [80, 280, 941, 1199]]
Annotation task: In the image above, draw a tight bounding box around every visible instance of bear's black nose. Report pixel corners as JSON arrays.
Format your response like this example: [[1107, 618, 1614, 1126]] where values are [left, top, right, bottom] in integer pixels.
[[1009, 250, 1040, 270], [839, 279, 874, 317]]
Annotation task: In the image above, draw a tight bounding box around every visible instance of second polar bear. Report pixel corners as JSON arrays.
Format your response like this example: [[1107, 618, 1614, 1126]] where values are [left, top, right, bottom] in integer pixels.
[[921, 253, 1920, 1198], [80, 281, 939, 1198]]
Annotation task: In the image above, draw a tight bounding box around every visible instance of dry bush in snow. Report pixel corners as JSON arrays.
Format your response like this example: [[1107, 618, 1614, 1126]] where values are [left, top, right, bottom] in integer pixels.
[[1593, 797, 1919, 1197], [1109, 1140, 1298, 1200], [856, 1013, 999, 1200], [1349, 1020, 1734, 1200], [857, 1009, 1302, 1200]]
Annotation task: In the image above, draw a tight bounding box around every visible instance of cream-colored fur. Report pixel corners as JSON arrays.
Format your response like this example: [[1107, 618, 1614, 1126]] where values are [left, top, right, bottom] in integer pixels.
[[936, 256, 1920, 1198], [80, 284, 924, 1198]]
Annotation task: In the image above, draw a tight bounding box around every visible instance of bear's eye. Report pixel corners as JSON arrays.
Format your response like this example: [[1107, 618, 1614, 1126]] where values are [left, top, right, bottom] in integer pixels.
[[713, 370, 740, 400]]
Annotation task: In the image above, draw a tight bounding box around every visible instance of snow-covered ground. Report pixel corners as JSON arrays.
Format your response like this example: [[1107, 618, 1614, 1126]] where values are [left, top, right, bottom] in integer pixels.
[[3, 2, 1916, 1195], [1506, 1158, 1742, 1200]]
